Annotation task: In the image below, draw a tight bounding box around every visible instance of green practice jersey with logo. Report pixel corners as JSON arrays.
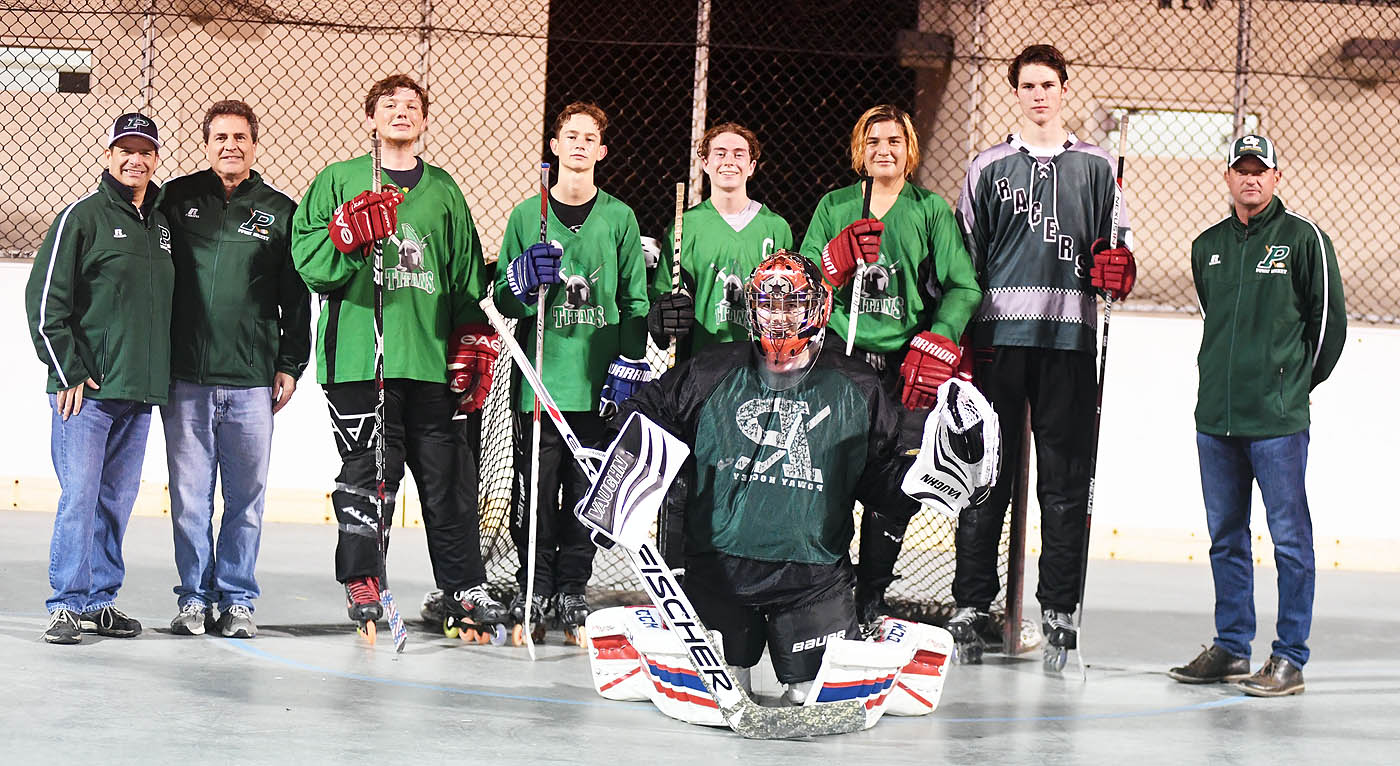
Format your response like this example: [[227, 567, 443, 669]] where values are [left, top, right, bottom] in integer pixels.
[[957, 134, 1132, 352], [801, 181, 981, 352], [652, 199, 792, 358], [291, 154, 490, 385], [614, 341, 907, 565], [493, 190, 649, 412]]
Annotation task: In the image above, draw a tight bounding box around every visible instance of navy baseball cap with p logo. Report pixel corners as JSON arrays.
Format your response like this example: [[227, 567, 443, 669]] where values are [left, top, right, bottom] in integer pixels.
[[108, 112, 160, 149], [1228, 134, 1276, 168]]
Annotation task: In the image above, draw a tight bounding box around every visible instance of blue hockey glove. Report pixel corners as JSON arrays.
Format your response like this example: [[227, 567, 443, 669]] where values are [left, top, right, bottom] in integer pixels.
[[598, 356, 652, 419], [506, 242, 563, 304]]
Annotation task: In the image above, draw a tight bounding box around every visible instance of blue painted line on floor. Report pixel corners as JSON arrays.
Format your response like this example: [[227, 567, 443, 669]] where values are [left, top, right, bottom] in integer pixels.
[[223, 635, 1255, 724]]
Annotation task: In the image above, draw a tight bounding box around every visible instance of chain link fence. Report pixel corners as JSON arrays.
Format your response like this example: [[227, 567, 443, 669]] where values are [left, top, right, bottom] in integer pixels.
[[6, 0, 1398, 625]]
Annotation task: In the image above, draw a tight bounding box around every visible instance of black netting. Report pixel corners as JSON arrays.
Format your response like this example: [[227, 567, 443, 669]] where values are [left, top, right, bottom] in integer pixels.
[[6, 0, 1396, 623]]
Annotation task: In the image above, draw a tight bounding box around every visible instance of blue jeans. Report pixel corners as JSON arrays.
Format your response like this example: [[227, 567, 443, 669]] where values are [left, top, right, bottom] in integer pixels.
[[1197, 430, 1314, 667], [162, 381, 273, 611], [46, 396, 152, 614]]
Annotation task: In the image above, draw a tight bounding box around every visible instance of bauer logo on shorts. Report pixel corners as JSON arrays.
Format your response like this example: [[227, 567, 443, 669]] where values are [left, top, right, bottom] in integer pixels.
[[731, 398, 829, 491], [238, 209, 275, 241], [1255, 245, 1289, 275]]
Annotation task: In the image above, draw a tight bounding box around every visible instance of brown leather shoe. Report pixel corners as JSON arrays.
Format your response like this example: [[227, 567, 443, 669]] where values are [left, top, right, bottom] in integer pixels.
[[1168, 644, 1250, 684], [1236, 655, 1305, 697]]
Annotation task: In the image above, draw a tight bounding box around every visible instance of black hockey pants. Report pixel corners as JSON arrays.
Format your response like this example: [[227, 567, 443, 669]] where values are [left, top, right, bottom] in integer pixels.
[[510, 408, 606, 597], [953, 346, 1095, 613], [324, 380, 486, 589]]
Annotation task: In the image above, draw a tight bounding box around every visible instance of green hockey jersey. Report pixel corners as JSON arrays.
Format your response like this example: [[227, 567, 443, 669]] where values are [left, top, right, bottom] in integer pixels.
[[652, 199, 793, 357], [290, 154, 490, 385], [492, 190, 649, 411], [801, 181, 981, 351]]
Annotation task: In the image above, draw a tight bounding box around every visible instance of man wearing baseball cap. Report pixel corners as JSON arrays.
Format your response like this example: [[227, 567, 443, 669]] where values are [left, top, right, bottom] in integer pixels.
[[24, 111, 175, 644], [1167, 135, 1347, 696]]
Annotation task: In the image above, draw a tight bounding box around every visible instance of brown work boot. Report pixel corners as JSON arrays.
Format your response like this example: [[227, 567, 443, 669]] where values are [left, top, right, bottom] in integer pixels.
[[1168, 644, 1250, 684], [1236, 655, 1305, 697]]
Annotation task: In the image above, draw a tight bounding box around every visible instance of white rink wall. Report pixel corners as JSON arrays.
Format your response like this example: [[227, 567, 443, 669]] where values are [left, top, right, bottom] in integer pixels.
[[2, 260, 1396, 570]]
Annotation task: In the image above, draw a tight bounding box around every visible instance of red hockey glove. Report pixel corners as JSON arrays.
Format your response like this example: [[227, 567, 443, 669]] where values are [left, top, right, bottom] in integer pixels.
[[328, 188, 404, 255], [820, 218, 883, 287], [900, 331, 961, 410], [447, 323, 500, 414], [1089, 237, 1136, 301]]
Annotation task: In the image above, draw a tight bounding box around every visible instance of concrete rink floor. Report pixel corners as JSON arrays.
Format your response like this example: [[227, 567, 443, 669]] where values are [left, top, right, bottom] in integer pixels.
[[3, 509, 1398, 764]]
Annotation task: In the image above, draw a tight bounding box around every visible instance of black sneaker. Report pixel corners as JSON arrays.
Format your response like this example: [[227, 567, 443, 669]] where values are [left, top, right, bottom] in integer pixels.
[[80, 605, 143, 638], [1237, 655, 1305, 697], [43, 608, 82, 644], [1168, 644, 1250, 684]]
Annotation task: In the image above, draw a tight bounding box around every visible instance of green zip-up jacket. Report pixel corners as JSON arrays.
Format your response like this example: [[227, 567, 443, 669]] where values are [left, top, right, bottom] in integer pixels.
[[159, 169, 310, 387], [1191, 196, 1347, 438], [25, 173, 174, 403]]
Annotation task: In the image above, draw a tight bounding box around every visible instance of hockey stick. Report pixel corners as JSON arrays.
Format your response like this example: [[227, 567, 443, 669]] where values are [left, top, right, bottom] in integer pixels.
[[1072, 114, 1130, 680], [369, 131, 407, 652], [480, 296, 869, 739], [665, 182, 684, 368], [523, 162, 551, 661], [845, 175, 873, 356]]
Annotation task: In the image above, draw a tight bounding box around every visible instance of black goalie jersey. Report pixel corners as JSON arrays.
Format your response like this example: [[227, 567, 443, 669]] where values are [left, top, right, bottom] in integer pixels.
[[613, 342, 910, 565]]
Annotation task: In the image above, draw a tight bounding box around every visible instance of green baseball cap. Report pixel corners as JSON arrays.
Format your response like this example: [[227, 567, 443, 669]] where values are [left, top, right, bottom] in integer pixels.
[[1228, 134, 1277, 168]]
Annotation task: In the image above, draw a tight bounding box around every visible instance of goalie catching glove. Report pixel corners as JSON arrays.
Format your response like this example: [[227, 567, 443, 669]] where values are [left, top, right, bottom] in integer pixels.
[[328, 187, 404, 255], [899, 331, 963, 410], [447, 323, 500, 414], [598, 356, 652, 419], [902, 378, 1001, 519], [1089, 237, 1136, 300], [820, 219, 883, 288]]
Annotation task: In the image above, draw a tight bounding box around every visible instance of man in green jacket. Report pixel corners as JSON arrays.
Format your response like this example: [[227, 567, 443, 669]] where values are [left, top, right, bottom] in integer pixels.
[[158, 100, 310, 639], [25, 112, 174, 644], [1169, 135, 1346, 697]]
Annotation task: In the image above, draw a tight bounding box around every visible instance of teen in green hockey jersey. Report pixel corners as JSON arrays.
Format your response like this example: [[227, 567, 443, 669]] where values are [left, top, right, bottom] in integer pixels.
[[800, 104, 981, 625], [613, 251, 910, 703], [649, 123, 793, 358], [492, 102, 649, 641], [291, 75, 507, 634], [950, 45, 1138, 666]]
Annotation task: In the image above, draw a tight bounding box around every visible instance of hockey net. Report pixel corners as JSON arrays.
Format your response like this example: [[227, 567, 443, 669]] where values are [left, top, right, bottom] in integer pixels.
[[471, 324, 1019, 640]]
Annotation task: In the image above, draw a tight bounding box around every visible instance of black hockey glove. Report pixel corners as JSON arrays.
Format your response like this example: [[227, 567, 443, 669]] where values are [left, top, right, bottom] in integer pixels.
[[646, 291, 695, 343]]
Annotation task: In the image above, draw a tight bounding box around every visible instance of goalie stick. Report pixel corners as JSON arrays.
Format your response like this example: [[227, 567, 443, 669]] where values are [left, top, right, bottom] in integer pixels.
[[480, 296, 868, 739], [845, 175, 874, 356], [522, 161, 551, 660], [368, 130, 407, 652], [1072, 114, 1131, 679]]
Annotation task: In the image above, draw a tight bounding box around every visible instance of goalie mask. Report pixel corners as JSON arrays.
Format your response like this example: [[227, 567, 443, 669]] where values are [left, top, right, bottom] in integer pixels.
[[901, 379, 1001, 519], [745, 250, 832, 391]]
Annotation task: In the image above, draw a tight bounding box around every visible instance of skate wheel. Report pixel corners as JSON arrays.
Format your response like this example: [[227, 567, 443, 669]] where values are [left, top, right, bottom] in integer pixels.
[[531, 623, 548, 644], [564, 626, 587, 647], [359, 620, 377, 645], [511, 623, 527, 647], [489, 624, 509, 646], [1042, 644, 1068, 673], [443, 618, 459, 639]]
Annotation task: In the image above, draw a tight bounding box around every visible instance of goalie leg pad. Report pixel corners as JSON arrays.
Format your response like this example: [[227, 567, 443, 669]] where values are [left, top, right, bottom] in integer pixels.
[[901, 379, 1002, 519], [875, 618, 955, 716], [585, 605, 730, 727]]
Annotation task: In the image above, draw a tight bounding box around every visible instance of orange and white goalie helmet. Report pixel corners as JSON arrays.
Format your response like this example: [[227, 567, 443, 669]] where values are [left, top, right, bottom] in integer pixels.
[[745, 250, 832, 374]]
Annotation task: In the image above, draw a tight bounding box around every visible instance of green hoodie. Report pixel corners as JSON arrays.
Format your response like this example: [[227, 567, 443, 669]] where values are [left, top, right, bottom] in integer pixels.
[[25, 173, 174, 403], [159, 169, 310, 387], [1191, 196, 1347, 437]]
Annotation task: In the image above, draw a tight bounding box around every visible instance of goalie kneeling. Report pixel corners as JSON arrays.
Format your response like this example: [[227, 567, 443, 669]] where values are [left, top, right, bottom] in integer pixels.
[[594, 251, 940, 707]]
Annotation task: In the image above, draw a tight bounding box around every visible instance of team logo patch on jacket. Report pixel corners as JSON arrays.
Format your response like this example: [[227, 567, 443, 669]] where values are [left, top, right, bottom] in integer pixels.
[[1256, 245, 1289, 274], [238, 210, 274, 241]]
